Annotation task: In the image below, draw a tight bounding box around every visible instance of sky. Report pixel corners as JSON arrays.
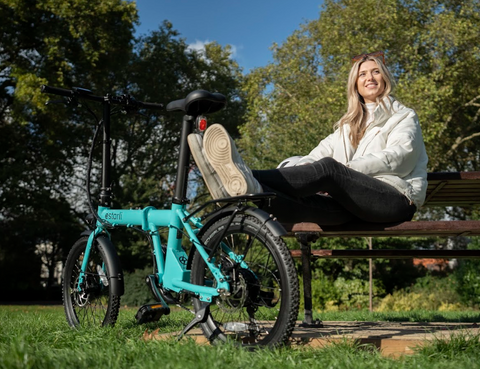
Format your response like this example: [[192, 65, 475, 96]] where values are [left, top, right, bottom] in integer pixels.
[[134, 0, 324, 73]]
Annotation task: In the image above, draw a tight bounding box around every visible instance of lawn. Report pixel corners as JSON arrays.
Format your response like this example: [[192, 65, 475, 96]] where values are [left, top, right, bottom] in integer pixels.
[[1, 305, 479, 369]]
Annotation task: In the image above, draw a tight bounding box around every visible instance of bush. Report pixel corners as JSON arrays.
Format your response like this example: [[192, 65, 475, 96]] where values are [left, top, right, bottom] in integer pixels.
[[300, 270, 385, 311], [122, 266, 156, 307], [455, 259, 480, 307], [299, 270, 338, 311], [454, 237, 480, 307], [377, 274, 465, 312], [377, 291, 464, 312], [333, 277, 385, 310]]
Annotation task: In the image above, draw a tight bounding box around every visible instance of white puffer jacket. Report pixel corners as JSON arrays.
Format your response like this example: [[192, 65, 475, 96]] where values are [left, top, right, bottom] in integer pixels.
[[297, 97, 429, 208]]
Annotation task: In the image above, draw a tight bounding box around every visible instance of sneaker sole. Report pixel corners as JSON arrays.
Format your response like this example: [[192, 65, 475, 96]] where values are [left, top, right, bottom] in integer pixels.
[[203, 124, 248, 196], [187, 133, 227, 199]]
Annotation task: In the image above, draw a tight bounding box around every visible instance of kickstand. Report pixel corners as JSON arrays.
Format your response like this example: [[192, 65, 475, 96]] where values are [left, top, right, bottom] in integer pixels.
[[177, 301, 210, 341]]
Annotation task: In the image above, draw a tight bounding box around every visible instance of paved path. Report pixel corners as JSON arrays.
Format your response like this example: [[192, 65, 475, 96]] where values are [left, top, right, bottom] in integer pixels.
[[291, 321, 479, 357], [144, 321, 479, 357]]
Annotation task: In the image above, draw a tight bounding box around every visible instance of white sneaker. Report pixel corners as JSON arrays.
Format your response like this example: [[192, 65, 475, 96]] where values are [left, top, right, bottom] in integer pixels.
[[188, 132, 229, 199], [203, 124, 263, 196]]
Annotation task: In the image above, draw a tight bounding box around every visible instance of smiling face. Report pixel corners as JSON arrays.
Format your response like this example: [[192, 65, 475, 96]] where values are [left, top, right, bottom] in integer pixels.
[[356, 60, 385, 103]]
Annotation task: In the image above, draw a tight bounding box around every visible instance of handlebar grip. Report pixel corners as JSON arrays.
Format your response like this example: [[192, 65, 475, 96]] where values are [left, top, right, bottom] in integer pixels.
[[41, 85, 74, 97], [137, 101, 164, 111]]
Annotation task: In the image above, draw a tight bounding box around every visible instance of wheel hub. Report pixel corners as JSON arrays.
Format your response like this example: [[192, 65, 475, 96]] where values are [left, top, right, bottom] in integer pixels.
[[216, 268, 259, 313], [72, 273, 103, 307]]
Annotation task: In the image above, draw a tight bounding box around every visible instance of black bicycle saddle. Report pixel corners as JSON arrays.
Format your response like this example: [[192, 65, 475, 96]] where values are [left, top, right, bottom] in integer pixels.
[[166, 90, 226, 115]]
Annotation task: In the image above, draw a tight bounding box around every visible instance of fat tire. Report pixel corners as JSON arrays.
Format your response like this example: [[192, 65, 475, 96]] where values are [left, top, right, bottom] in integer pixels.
[[191, 214, 299, 347], [63, 236, 121, 327]]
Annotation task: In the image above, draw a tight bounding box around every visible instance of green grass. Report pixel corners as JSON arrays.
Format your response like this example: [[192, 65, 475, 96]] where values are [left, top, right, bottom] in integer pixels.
[[1, 305, 480, 369], [306, 309, 480, 323]]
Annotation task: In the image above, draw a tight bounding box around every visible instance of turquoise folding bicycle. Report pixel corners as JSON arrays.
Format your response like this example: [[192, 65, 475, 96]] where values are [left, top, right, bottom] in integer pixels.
[[41, 85, 299, 347]]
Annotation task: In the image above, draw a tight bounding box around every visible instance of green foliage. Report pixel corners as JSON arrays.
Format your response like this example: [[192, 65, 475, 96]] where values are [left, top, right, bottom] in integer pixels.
[[122, 266, 156, 307], [301, 271, 386, 311], [240, 0, 480, 172], [299, 270, 338, 310], [0, 0, 137, 294], [302, 236, 425, 299], [377, 274, 465, 312], [293, 235, 466, 312], [0, 1, 245, 289], [454, 236, 480, 307], [455, 260, 480, 307], [334, 277, 385, 310]]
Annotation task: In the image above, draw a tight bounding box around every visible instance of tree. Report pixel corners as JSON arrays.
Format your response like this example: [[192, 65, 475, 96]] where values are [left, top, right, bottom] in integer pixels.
[[0, 0, 246, 298], [240, 0, 480, 173], [0, 0, 138, 299]]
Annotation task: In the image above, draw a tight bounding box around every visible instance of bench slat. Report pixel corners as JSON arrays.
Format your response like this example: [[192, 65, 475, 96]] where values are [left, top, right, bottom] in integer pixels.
[[427, 182, 480, 188], [425, 177, 480, 205], [290, 249, 480, 259], [426, 201, 480, 206], [283, 220, 480, 237], [424, 171, 480, 206]]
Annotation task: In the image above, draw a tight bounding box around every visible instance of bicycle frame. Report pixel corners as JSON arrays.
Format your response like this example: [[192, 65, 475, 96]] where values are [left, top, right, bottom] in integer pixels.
[[79, 110, 232, 302]]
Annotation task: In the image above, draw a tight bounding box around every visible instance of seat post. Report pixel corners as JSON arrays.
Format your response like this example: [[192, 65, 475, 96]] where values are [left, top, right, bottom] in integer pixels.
[[99, 97, 112, 207], [173, 115, 194, 204]]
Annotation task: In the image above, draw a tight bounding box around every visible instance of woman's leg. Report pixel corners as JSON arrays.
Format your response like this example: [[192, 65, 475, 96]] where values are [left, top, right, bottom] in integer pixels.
[[199, 124, 415, 224], [254, 157, 416, 223], [259, 184, 355, 225]]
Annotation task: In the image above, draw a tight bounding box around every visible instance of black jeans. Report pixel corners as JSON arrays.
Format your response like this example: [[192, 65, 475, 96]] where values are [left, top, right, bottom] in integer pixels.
[[252, 157, 416, 225]]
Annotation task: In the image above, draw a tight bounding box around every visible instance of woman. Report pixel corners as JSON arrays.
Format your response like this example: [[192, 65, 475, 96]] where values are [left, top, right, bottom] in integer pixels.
[[188, 52, 428, 225]]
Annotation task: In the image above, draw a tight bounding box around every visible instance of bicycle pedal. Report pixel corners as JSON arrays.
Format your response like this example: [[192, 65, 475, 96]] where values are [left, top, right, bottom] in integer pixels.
[[135, 303, 170, 324]]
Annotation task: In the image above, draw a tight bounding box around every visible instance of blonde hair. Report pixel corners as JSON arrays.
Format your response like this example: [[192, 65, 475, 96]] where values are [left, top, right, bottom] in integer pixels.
[[337, 55, 395, 148]]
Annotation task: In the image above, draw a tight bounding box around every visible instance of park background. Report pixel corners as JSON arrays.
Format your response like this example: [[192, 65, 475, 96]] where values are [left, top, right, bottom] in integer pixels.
[[1, 0, 479, 314]]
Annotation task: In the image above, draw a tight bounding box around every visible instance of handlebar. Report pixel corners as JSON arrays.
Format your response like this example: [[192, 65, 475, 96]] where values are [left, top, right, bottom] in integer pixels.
[[41, 85, 164, 110]]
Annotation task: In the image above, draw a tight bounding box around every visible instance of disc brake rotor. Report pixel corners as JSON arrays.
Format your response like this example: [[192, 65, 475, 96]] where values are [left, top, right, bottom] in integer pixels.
[[216, 272, 248, 313]]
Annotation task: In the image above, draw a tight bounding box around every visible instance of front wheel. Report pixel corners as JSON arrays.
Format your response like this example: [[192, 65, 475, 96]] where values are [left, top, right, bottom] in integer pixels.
[[63, 236, 121, 327], [191, 214, 299, 347]]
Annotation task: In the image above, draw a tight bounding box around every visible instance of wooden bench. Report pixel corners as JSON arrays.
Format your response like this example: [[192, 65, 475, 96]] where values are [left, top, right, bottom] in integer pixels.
[[282, 172, 480, 326]]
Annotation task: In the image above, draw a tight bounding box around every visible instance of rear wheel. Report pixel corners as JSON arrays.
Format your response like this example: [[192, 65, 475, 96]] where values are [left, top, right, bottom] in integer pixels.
[[191, 214, 299, 347], [63, 236, 121, 327]]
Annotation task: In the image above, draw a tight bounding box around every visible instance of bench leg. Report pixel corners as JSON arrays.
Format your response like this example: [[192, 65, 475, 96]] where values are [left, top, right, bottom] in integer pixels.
[[296, 233, 323, 328]]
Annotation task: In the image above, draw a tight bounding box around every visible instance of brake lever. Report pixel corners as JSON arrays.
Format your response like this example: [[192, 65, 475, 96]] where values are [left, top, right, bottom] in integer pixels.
[[119, 95, 150, 117]]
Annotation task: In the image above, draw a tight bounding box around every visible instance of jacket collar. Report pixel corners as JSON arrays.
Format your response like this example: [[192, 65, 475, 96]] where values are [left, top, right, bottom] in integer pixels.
[[370, 96, 396, 129], [340, 95, 399, 160]]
